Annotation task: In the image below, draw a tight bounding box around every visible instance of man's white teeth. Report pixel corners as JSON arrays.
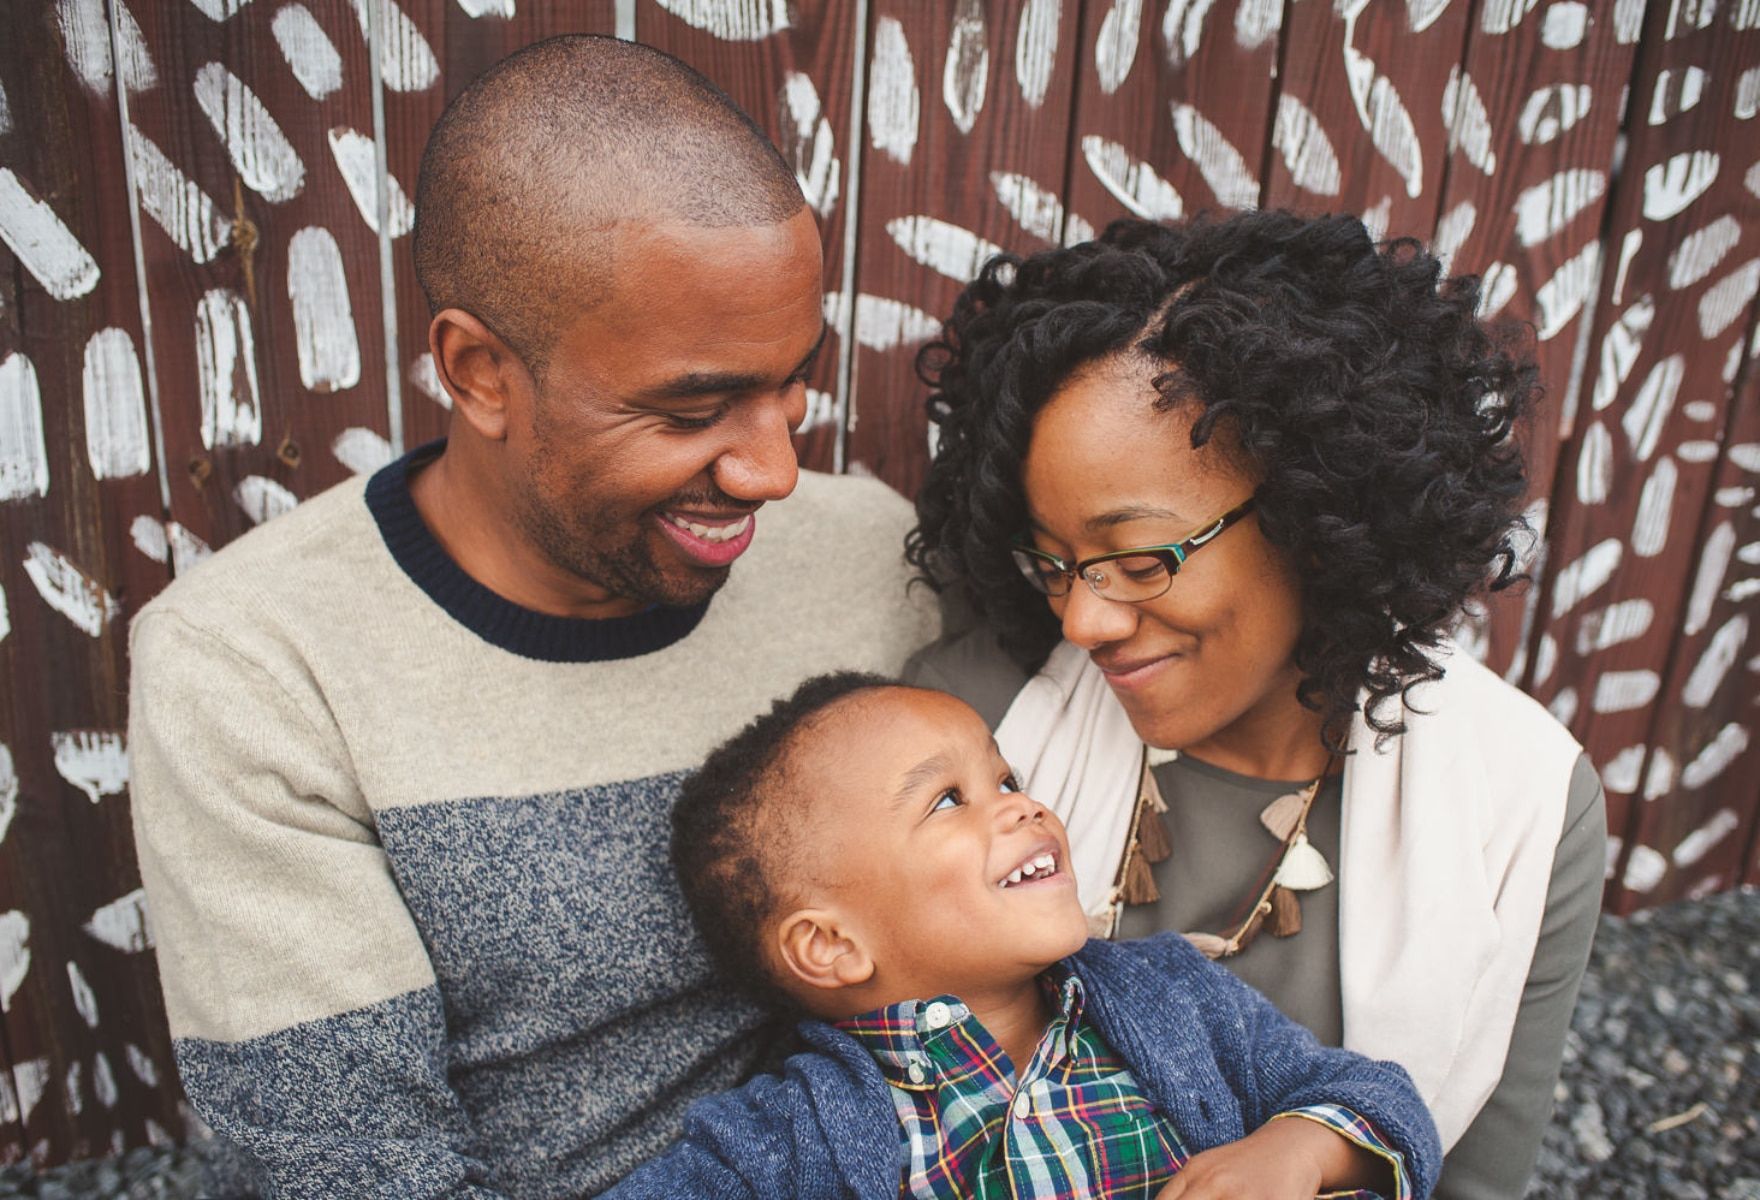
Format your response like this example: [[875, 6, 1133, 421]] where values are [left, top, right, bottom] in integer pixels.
[[666, 514, 751, 543]]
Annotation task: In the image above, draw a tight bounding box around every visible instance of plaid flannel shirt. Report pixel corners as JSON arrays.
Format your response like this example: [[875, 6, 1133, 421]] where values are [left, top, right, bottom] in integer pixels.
[[836, 964, 1412, 1200]]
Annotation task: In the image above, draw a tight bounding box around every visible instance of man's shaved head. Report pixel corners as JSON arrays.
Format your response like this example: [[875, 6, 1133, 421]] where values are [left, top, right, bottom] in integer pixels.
[[413, 35, 806, 374]]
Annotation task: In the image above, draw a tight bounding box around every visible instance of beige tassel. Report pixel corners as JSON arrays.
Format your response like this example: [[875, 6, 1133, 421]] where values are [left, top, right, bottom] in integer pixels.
[[1267, 885, 1302, 937], [1184, 931, 1232, 959], [1259, 791, 1308, 841], [1120, 845, 1160, 904], [1272, 832, 1334, 891]]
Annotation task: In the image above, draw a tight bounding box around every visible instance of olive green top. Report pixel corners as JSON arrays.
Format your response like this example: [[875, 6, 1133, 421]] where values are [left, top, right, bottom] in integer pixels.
[[905, 626, 1606, 1200]]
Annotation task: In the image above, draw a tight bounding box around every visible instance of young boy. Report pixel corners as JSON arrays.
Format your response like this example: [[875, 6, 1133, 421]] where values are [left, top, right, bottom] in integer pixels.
[[607, 674, 1441, 1199]]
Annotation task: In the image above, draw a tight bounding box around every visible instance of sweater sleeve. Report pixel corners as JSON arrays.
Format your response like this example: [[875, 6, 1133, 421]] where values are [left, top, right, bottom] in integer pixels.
[[128, 609, 504, 1198]]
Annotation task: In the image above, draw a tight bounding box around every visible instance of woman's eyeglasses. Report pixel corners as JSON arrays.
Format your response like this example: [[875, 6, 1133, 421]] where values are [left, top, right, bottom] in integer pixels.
[[1010, 498, 1258, 602]]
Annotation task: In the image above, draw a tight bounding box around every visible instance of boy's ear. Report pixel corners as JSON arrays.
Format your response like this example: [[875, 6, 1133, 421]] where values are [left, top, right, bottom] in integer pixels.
[[775, 908, 874, 995]]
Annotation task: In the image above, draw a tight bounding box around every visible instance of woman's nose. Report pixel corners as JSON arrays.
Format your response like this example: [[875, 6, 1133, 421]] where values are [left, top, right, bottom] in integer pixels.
[[1055, 580, 1139, 650]]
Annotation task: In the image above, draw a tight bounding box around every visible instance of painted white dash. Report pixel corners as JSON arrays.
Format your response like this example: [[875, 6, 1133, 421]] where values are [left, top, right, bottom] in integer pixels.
[[1593, 295, 1654, 411], [1601, 745, 1646, 794], [0, 80, 10, 136], [1616, 225, 1645, 305], [0, 911, 28, 1014], [1622, 843, 1668, 891], [1443, 67, 1498, 176], [331, 426, 393, 475], [272, 4, 344, 101], [1665, 0, 1718, 37], [1082, 135, 1183, 220], [1576, 597, 1653, 655], [125, 1044, 160, 1088], [1063, 212, 1097, 246], [1632, 456, 1678, 557], [1481, 0, 1539, 31], [1477, 261, 1518, 317], [130, 516, 211, 573], [1432, 200, 1476, 275], [56, 0, 158, 96], [1547, 686, 1577, 727], [195, 289, 263, 449], [1614, 0, 1646, 38], [1348, 51, 1423, 198], [1576, 419, 1612, 503], [1015, 0, 1061, 107], [1592, 669, 1660, 713], [0, 584, 7, 644], [1513, 168, 1605, 247], [0, 742, 16, 846], [1730, 579, 1760, 602], [0, 352, 49, 503], [1161, 0, 1218, 67], [1095, 0, 1143, 95], [1643, 150, 1720, 220], [84, 888, 153, 953], [886, 215, 1006, 283], [234, 475, 299, 524], [1274, 94, 1341, 197], [0, 168, 102, 300], [1731, 444, 1760, 472], [867, 18, 920, 167], [1678, 439, 1721, 462], [823, 291, 941, 353], [1721, 487, 1756, 506], [7, 1059, 47, 1124], [128, 126, 233, 264], [1747, 158, 1760, 201], [780, 73, 840, 218], [1534, 239, 1600, 341], [66, 962, 99, 1029], [409, 353, 450, 409], [193, 62, 305, 203], [1735, 0, 1760, 28], [943, 0, 990, 135], [328, 127, 416, 237], [1649, 66, 1708, 125], [1737, 68, 1760, 119], [1172, 103, 1258, 208], [1684, 614, 1748, 707], [1533, 633, 1559, 687], [652, 0, 789, 39], [187, 0, 256, 18], [1406, 0, 1452, 29], [1680, 724, 1749, 788], [1622, 353, 1683, 462], [992, 171, 1068, 243], [348, 0, 438, 92], [1667, 215, 1741, 290], [1549, 537, 1621, 618], [1518, 82, 1591, 145], [67, 1060, 84, 1116], [1686, 521, 1737, 636], [456, 0, 515, 14], [1698, 258, 1760, 339], [82, 328, 150, 481], [93, 1053, 118, 1110], [796, 387, 836, 434], [1675, 809, 1741, 867], [24, 542, 120, 637], [1541, 1, 1588, 45], [288, 226, 361, 393], [1236, 0, 1283, 46]]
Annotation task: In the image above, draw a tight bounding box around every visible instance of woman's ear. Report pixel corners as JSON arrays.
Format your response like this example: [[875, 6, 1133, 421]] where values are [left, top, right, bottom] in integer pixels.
[[428, 308, 531, 442], [775, 909, 874, 995]]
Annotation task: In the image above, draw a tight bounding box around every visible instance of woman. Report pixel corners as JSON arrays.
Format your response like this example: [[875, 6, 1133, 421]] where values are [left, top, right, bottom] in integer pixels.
[[905, 211, 1604, 1199]]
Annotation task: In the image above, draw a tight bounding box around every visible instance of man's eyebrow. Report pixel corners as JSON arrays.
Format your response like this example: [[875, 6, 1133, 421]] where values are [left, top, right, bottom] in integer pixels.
[[640, 322, 829, 402], [892, 751, 953, 808]]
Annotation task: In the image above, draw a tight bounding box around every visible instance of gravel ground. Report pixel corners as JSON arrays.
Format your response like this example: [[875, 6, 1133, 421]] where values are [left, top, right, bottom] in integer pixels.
[[5, 887, 1755, 1199]]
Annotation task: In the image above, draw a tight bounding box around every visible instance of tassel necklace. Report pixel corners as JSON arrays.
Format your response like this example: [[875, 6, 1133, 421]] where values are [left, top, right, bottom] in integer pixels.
[[1105, 749, 1338, 959]]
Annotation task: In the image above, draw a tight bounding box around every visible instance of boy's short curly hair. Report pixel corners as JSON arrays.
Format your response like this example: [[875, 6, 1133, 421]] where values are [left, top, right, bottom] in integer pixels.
[[671, 672, 894, 1004], [907, 209, 1539, 749]]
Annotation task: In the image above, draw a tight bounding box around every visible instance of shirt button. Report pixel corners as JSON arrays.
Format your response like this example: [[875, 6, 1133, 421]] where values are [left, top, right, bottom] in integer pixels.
[[1013, 1093, 1031, 1120], [907, 1061, 926, 1085], [923, 1002, 953, 1030]]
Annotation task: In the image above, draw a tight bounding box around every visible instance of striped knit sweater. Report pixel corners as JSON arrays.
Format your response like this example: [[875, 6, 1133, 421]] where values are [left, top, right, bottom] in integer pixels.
[[126, 446, 940, 1198]]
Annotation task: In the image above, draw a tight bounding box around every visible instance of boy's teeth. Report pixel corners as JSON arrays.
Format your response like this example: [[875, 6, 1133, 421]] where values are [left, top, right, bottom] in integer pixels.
[[1005, 868, 1023, 886]]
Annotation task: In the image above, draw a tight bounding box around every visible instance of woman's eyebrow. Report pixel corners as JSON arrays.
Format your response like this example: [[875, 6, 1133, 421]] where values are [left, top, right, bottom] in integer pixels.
[[1085, 504, 1189, 532], [892, 752, 954, 807]]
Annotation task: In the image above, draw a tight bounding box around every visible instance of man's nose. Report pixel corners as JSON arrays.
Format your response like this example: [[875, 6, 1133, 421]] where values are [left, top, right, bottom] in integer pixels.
[[1056, 579, 1139, 650], [714, 394, 801, 502]]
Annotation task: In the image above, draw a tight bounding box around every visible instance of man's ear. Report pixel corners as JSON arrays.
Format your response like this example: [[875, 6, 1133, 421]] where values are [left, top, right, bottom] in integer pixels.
[[775, 909, 874, 995], [429, 308, 531, 442]]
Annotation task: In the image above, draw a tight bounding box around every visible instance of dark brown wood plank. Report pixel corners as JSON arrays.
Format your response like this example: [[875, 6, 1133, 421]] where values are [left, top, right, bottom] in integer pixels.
[[846, 0, 1087, 496], [0, 0, 181, 1165]]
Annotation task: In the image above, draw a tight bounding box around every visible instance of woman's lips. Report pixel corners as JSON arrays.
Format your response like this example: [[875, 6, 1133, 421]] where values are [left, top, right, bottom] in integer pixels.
[[1094, 652, 1181, 690]]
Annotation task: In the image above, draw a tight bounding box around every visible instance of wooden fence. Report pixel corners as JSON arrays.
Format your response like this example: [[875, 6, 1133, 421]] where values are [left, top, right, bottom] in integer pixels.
[[0, 0, 1756, 1170]]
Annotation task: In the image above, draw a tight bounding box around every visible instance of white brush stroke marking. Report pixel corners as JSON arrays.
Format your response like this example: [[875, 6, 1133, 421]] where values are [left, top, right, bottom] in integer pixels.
[[126, 1044, 160, 1088], [1534, 240, 1600, 341], [1541, 0, 1588, 44], [1518, 83, 1591, 145], [1096, 0, 1143, 94], [1063, 213, 1097, 246], [1722, 487, 1756, 506], [66, 1060, 85, 1115], [1481, 0, 1540, 30], [1724, 339, 1745, 383], [1477, 261, 1517, 317], [1623, 353, 1683, 461], [0, 585, 7, 643], [1514, 169, 1605, 246], [83, 329, 150, 480], [1699, 259, 1760, 339], [1614, 0, 1647, 37], [128, 127, 232, 263], [1748, 159, 1760, 200], [188, 0, 255, 18], [1534, 632, 1559, 686], [1082, 136, 1183, 219], [456, 0, 515, 13], [288, 227, 361, 393], [1602, 745, 1645, 794], [1576, 420, 1613, 503], [1361, 195, 1392, 243], [234, 475, 298, 524], [1644, 151, 1720, 220], [868, 18, 920, 166], [1592, 669, 1661, 713], [1684, 615, 1748, 706], [796, 388, 836, 434], [1731, 443, 1760, 472], [652, 0, 789, 38], [272, 4, 344, 101], [1432, 200, 1475, 275], [1576, 597, 1653, 655], [1668, 215, 1741, 289], [0, 81, 9, 136], [1738, 69, 1760, 118], [67, 962, 99, 1028], [1547, 686, 1577, 727], [193, 62, 305, 203], [1015, 0, 1060, 106], [1237, 0, 1283, 45], [1443, 67, 1498, 175], [1686, 521, 1737, 635], [1665, 0, 1718, 36], [328, 128, 415, 237], [943, 0, 990, 135], [1611, 226, 1644, 305], [780, 74, 840, 218], [195, 289, 262, 449], [1172, 103, 1258, 208], [1273, 95, 1341, 196], [409, 354, 450, 409], [1550, 537, 1621, 617], [1341, 21, 1423, 199], [57, 0, 157, 96], [1735, 0, 1760, 26], [331, 427, 393, 474], [1649, 66, 1708, 125], [348, 0, 438, 92], [992, 171, 1069, 242], [129, 515, 212, 573], [0, 169, 101, 300], [93, 1053, 117, 1109], [1593, 295, 1654, 411], [1162, 0, 1218, 66], [1675, 809, 1741, 866], [1623, 843, 1667, 891], [1730, 579, 1760, 601], [1678, 439, 1721, 462], [1646, 749, 1677, 800], [1681, 724, 1749, 788], [24, 542, 120, 637], [0, 743, 14, 846], [0, 912, 28, 1013], [0, 353, 49, 502], [887, 216, 1006, 283], [823, 292, 941, 353], [84, 888, 153, 953], [1406, 0, 1452, 31], [1632, 457, 1678, 557]]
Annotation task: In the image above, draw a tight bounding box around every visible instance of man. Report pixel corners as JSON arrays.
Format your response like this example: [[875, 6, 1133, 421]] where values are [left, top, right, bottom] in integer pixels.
[[127, 37, 937, 1199]]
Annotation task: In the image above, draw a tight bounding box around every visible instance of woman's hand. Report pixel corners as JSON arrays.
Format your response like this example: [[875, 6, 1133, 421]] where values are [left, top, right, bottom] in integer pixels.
[[1155, 1116, 1391, 1199]]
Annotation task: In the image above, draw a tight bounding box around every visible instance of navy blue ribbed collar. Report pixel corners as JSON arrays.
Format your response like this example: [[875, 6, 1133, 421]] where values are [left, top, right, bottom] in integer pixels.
[[364, 440, 710, 663]]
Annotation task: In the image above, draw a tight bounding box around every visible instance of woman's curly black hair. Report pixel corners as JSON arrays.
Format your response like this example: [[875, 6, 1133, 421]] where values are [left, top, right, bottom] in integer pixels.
[[907, 210, 1540, 749]]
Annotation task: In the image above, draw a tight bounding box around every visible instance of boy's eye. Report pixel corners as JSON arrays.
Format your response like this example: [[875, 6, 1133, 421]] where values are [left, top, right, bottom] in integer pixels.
[[930, 788, 962, 813], [1000, 774, 1020, 794]]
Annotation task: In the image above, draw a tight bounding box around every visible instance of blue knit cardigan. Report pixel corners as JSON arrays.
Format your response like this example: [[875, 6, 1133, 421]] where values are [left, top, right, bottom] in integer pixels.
[[605, 932, 1442, 1198]]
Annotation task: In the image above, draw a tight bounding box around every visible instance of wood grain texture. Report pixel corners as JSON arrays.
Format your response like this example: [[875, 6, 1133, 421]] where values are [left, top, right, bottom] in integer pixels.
[[0, 0, 181, 1166]]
